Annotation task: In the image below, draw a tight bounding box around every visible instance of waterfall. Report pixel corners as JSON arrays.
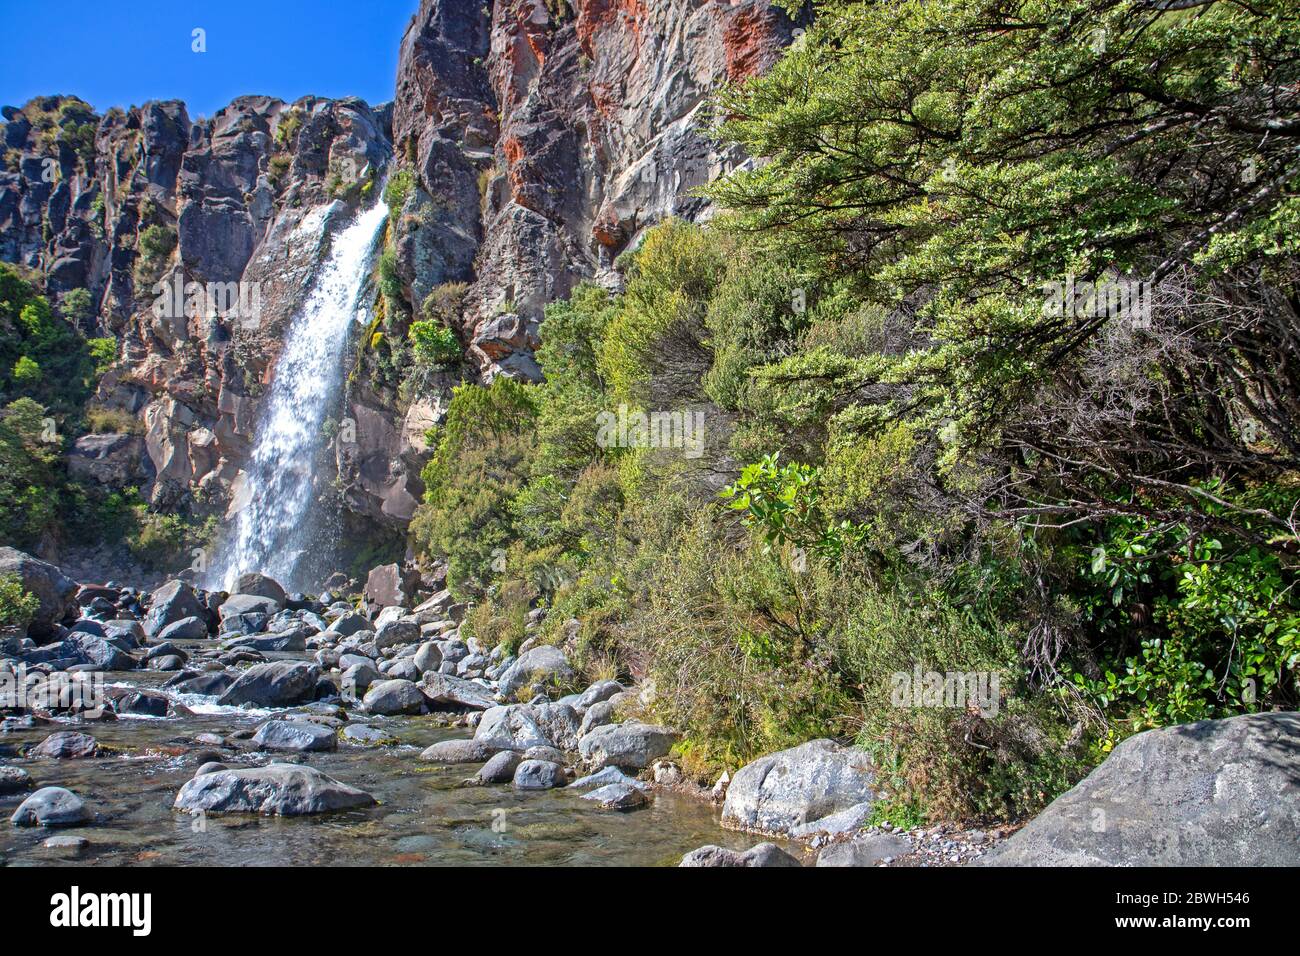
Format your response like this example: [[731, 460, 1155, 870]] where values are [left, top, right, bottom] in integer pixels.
[[210, 197, 389, 591]]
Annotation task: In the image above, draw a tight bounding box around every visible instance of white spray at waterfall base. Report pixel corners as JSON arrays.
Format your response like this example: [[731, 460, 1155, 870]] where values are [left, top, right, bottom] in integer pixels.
[[210, 198, 389, 591]]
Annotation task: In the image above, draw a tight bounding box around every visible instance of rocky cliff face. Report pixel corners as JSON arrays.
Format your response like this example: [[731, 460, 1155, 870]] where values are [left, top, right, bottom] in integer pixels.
[[391, 0, 800, 381], [0, 0, 797, 569]]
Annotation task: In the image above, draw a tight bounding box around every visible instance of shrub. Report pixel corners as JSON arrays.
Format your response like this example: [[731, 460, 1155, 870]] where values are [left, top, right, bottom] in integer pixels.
[[0, 573, 39, 630], [409, 320, 460, 367]]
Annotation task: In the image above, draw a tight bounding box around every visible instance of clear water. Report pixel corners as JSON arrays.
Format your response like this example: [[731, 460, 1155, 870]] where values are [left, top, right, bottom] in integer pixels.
[[209, 199, 389, 592], [0, 640, 776, 867]]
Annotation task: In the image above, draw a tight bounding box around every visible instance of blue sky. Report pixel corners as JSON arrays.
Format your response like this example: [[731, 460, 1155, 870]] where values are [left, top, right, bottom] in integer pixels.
[[0, 0, 416, 119]]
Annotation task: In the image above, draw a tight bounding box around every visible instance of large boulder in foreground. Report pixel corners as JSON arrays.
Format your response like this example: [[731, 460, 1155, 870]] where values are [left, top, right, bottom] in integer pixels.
[[983, 712, 1300, 866], [173, 764, 375, 816], [722, 739, 879, 835], [218, 661, 320, 708], [0, 547, 78, 637]]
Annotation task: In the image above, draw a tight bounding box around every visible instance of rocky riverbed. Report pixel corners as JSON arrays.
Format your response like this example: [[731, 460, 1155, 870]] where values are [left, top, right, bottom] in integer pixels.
[[0, 549, 812, 866], [4, 547, 1298, 868]]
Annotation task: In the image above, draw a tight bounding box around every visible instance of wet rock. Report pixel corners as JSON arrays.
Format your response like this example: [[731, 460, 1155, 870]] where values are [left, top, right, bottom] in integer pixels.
[[110, 688, 170, 718], [218, 660, 320, 708], [419, 738, 498, 763], [362, 678, 425, 715], [166, 671, 235, 697], [567, 766, 648, 793], [474, 749, 522, 784], [0, 765, 32, 794], [816, 833, 913, 867], [582, 782, 649, 811], [498, 645, 574, 700], [252, 719, 338, 752], [42, 834, 89, 856], [983, 713, 1300, 866], [722, 739, 879, 835], [679, 843, 802, 867], [147, 654, 186, 672], [418, 671, 495, 711], [173, 764, 376, 816], [11, 786, 91, 827], [145, 641, 190, 664], [513, 759, 565, 790], [577, 721, 677, 771], [0, 548, 78, 637], [29, 731, 100, 759], [195, 762, 229, 776], [341, 724, 396, 746]]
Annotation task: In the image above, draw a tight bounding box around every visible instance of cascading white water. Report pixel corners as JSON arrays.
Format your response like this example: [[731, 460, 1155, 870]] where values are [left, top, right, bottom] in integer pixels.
[[211, 198, 388, 590]]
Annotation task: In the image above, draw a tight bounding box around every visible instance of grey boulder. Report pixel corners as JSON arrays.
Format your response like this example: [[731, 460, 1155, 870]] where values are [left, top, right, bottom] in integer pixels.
[[0, 548, 78, 636], [144, 580, 205, 637], [498, 645, 574, 700], [581, 782, 648, 811], [156, 616, 208, 642], [0, 765, 33, 794], [983, 712, 1300, 866], [252, 720, 338, 752], [577, 721, 677, 770], [679, 842, 802, 867], [218, 660, 320, 708], [513, 759, 566, 790], [11, 786, 91, 827], [173, 764, 375, 816], [474, 704, 554, 752], [474, 750, 522, 784], [418, 671, 495, 711], [722, 739, 878, 835], [419, 738, 499, 763], [816, 833, 913, 867], [362, 679, 425, 715]]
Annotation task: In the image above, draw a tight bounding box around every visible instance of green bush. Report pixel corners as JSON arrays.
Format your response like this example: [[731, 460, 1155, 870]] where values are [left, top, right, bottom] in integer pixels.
[[409, 320, 460, 367], [0, 573, 39, 630]]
